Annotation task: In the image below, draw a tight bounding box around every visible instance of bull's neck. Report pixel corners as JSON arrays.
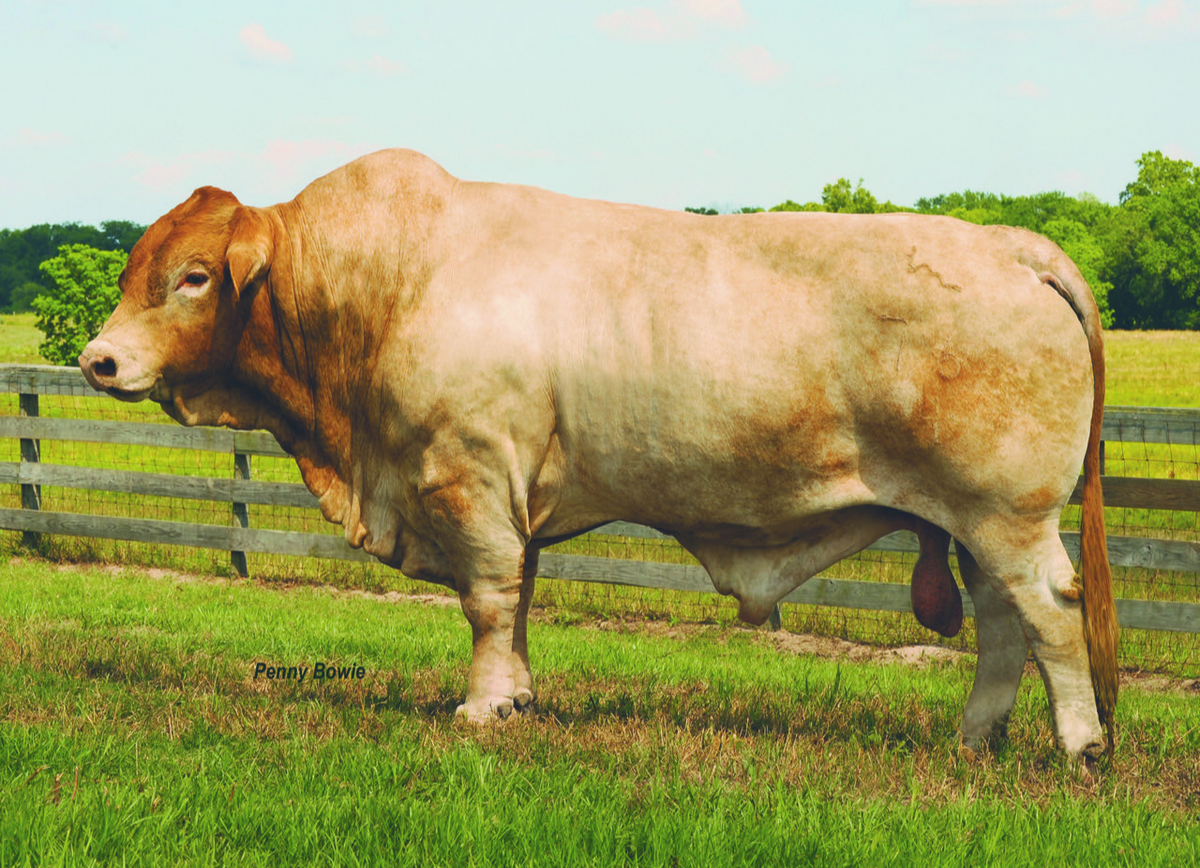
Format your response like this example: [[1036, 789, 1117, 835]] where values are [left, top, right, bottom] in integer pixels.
[[230, 196, 440, 472]]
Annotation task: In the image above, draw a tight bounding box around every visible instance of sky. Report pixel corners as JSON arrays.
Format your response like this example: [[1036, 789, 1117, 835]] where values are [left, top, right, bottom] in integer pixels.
[[2, 0, 1198, 229]]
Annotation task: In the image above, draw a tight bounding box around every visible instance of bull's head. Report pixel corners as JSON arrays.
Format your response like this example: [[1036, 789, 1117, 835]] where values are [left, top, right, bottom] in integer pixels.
[[79, 187, 272, 406]]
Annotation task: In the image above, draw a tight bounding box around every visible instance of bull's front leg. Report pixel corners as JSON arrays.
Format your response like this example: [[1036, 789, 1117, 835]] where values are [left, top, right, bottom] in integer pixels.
[[455, 547, 538, 722], [417, 418, 551, 723]]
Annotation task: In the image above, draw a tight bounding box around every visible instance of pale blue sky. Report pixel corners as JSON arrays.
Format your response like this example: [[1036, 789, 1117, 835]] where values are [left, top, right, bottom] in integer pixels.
[[2, 0, 1197, 229]]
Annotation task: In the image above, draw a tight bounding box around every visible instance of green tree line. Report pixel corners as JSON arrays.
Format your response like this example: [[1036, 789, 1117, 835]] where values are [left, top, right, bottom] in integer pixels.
[[0, 220, 144, 313], [687, 151, 1200, 330]]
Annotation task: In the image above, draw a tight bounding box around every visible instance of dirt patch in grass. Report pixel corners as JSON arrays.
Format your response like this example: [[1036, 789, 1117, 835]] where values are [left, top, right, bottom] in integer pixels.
[[770, 631, 961, 668]]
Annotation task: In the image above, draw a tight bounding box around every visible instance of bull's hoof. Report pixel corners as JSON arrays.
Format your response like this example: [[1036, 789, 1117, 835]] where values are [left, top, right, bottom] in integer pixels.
[[1074, 745, 1107, 780], [1077, 740, 1107, 778], [958, 719, 1009, 759], [454, 697, 514, 723], [513, 688, 536, 714]]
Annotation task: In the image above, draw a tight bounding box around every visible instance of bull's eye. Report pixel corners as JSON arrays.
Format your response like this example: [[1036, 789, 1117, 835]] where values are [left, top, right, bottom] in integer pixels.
[[176, 271, 210, 296]]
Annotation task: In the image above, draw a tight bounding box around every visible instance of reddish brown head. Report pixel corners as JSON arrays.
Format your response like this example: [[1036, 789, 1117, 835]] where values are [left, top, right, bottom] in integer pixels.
[[79, 187, 273, 404]]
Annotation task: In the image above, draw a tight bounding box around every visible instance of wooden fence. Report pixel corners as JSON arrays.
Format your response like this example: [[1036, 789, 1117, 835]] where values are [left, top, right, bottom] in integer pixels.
[[1, 364, 1198, 638]]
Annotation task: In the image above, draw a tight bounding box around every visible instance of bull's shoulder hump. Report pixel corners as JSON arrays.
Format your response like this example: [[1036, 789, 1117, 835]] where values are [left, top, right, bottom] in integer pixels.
[[293, 149, 458, 206]]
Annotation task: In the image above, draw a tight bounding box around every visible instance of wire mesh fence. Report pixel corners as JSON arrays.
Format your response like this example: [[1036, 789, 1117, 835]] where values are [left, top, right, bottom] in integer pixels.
[[2, 374, 1198, 678]]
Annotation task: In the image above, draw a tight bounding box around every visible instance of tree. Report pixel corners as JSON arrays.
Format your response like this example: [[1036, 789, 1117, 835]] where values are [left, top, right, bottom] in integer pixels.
[[768, 199, 824, 212], [1104, 151, 1200, 329], [915, 190, 1004, 225], [1119, 150, 1198, 203], [822, 178, 878, 214], [684, 206, 763, 215], [10, 281, 45, 313], [34, 244, 126, 365], [0, 220, 144, 311]]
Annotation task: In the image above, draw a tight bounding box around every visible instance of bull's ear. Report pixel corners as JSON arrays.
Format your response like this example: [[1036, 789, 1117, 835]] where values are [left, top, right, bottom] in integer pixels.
[[226, 207, 274, 297]]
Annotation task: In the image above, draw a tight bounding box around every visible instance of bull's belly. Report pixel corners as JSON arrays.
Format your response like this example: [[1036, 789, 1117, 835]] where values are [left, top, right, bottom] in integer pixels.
[[532, 442, 879, 545]]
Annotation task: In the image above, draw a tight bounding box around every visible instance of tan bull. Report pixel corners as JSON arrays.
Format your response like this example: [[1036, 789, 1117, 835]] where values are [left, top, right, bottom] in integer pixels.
[[79, 149, 1117, 760]]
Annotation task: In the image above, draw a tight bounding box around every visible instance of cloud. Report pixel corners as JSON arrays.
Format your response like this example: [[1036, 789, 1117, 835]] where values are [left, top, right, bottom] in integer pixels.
[[922, 0, 1195, 29], [239, 23, 294, 63], [13, 129, 67, 146], [123, 149, 236, 190], [675, 0, 749, 28], [594, 0, 748, 41], [725, 44, 788, 84], [913, 0, 1028, 6], [92, 22, 126, 42], [350, 15, 390, 38], [1051, 2, 1086, 18], [921, 40, 967, 61], [345, 54, 408, 76], [1088, 0, 1137, 18], [1147, 0, 1183, 24], [257, 139, 376, 184], [121, 142, 378, 195], [1011, 78, 1047, 98], [594, 6, 676, 40]]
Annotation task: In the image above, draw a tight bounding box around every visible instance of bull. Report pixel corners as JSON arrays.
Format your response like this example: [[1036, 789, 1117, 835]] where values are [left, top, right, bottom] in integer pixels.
[[79, 150, 1117, 760]]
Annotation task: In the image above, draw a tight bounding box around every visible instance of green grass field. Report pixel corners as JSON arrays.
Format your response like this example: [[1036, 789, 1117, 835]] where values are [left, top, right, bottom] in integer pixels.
[[0, 313, 49, 365], [1, 562, 1197, 866]]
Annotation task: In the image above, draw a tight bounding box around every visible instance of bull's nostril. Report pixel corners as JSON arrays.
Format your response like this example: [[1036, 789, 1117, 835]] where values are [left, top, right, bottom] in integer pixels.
[[92, 357, 117, 378]]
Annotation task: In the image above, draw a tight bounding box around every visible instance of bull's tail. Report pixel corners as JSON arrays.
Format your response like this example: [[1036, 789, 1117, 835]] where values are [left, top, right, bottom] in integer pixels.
[[1040, 269, 1118, 755]]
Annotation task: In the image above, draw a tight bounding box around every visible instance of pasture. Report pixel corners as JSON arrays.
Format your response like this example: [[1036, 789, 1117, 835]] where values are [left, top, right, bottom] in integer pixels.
[[1, 562, 1197, 866], [0, 318, 1198, 864]]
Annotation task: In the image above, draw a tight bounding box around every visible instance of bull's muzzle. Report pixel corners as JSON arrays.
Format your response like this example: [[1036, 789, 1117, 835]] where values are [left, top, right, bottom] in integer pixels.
[[78, 339, 158, 402]]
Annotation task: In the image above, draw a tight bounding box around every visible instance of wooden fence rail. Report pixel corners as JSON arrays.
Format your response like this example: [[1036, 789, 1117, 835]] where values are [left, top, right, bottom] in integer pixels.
[[1, 365, 1198, 636]]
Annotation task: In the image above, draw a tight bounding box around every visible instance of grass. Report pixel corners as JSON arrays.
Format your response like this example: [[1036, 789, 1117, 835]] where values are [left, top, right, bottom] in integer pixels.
[[0, 313, 47, 365], [1, 561, 1198, 866], [1104, 330, 1200, 408]]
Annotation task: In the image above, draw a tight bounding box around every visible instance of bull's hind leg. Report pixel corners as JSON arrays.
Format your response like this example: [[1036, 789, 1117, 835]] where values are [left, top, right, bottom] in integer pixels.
[[510, 547, 538, 714], [957, 543, 1028, 753], [966, 522, 1104, 759]]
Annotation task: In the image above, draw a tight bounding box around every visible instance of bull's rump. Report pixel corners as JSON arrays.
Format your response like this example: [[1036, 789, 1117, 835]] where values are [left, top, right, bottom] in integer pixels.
[[494, 206, 1095, 538]]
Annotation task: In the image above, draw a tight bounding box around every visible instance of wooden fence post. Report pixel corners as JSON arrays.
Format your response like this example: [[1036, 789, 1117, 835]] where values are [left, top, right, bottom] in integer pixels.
[[232, 451, 250, 577], [18, 390, 40, 548]]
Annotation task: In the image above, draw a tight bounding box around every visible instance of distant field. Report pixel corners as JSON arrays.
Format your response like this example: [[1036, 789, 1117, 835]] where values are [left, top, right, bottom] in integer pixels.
[[1105, 330, 1200, 408], [0, 562, 1196, 866], [0, 313, 46, 365]]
